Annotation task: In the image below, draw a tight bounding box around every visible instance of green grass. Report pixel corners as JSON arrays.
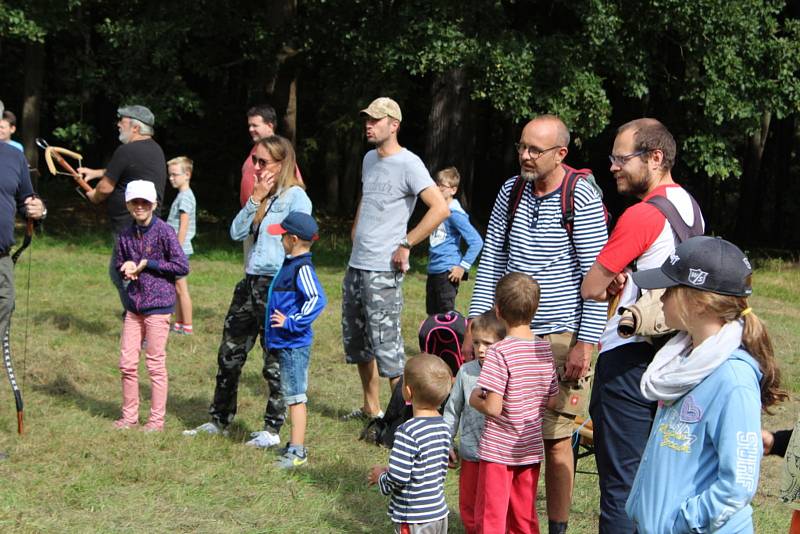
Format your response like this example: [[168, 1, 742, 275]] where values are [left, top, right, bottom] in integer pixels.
[[0, 233, 798, 532]]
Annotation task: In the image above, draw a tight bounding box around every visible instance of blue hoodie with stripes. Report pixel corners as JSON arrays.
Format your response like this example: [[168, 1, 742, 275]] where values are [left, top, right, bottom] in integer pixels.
[[265, 252, 327, 349]]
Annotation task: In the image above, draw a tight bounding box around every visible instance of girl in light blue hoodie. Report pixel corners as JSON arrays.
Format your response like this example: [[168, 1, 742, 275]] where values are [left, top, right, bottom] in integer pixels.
[[624, 236, 786, 534]]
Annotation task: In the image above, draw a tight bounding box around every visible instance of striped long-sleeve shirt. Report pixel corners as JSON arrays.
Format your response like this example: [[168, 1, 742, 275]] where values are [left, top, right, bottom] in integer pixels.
[[468, 174, 608, 343], [378, 416, 450, 524]]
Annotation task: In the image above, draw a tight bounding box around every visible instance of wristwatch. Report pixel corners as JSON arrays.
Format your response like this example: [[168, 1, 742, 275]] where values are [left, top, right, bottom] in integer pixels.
[[399, 237, 411, 249]]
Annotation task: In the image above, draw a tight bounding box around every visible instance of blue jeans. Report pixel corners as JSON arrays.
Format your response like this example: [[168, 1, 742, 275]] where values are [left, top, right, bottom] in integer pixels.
[[274, 346, 310, 405]]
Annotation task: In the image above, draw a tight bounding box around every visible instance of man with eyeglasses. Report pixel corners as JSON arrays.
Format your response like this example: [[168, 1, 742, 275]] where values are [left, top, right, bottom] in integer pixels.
[[582, 118, 704, 534], [341, 97, 449, 422], [469, 115, 608, 534], [79, 104, 166, 310]]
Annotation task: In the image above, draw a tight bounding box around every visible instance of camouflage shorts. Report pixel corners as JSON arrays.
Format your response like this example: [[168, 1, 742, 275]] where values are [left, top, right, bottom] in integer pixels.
[[341, 267, 405, 378]]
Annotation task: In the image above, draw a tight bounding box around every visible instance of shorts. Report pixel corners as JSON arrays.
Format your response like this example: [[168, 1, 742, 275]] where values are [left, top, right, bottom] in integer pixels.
[[425, 272, 459, 315], [341, 267, 405, 378], [275, 346, 310, 405], [540, 331, 593, 440]]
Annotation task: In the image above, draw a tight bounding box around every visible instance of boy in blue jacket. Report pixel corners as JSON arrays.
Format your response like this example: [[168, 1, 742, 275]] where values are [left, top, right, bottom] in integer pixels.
[[426, 167, 483, 315], [266, 211, 327, 468]]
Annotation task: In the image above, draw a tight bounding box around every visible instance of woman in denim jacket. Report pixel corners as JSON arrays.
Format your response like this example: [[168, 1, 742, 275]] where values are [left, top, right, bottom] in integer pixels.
[[183, 135, 311, 447]]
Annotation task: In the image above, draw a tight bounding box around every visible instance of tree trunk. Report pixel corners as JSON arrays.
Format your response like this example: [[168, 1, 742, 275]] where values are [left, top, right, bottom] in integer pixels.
[[22, 42, 45, 180], [263, 0, 298, 141], [324, 137, 341, 212], [735, 111, 771, 244], [424, 68, 475, 206]]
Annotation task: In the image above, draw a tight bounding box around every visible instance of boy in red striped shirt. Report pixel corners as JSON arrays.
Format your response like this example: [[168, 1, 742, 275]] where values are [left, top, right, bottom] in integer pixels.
[[470, 272, 559, 533]]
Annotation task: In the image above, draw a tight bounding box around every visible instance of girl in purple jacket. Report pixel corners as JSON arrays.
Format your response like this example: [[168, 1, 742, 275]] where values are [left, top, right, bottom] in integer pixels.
[[114, 180, 189, 431]]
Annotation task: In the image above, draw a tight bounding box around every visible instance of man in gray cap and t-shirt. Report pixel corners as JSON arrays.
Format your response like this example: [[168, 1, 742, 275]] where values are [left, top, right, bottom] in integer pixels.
[[341, 97, 449, 421], [78, 104, 167, 309]]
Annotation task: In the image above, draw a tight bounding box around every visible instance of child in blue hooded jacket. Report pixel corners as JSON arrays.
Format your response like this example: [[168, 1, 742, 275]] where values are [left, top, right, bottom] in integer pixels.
[[625, 236, 787, 533]]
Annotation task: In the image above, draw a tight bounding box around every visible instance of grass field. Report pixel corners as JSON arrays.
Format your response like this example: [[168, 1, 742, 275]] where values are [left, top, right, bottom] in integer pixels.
[[0, 227, 798, 533]]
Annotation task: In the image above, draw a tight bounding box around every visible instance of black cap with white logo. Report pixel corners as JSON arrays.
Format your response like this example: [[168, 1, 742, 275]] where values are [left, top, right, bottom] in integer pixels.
[[632, 236, 752, 297]]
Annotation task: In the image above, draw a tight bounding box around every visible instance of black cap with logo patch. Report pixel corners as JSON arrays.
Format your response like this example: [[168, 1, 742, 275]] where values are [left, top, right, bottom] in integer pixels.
[[632, 236, 752, 297]]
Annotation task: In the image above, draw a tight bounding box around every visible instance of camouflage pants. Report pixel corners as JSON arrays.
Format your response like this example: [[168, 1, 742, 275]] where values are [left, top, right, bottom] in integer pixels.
[[209, 274, 285, 433], [341, 268, 405, 378]]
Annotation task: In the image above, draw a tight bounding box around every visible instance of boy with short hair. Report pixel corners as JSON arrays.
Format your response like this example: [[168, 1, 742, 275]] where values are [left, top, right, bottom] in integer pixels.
[[469, 272, 559, 533], [368, 353, 453, 534], [0, 111, 23, 152], [443, 310, 506, 534], [166, 156, 197, 335], [266, 211, 327, 468], [426, 166, 483, 314]]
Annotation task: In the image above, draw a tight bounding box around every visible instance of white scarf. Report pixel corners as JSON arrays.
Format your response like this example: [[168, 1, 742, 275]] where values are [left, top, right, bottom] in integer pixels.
[[640, 320, 744, 402]]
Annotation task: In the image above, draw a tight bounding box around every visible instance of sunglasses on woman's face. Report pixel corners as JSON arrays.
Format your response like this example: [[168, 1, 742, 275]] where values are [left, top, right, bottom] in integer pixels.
[[251, 155, 279, 168]]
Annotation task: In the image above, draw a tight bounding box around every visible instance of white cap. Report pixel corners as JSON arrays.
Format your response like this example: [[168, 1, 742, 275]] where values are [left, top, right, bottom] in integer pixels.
[[125, 180, 157, 203]]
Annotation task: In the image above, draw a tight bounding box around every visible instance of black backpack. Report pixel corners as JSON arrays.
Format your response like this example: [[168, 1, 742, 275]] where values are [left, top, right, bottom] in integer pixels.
[[503, 164, 609, 252], [359, 311, 467, 448]]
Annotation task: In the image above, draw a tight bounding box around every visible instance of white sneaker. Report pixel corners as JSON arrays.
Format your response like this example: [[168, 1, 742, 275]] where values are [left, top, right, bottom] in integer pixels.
[[245, 430, 281, 448], [182, 422, 229, 437], [341, 408, 385, 421]]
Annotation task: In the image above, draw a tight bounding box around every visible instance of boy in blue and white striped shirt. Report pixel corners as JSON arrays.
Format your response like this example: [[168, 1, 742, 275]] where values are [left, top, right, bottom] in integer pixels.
[[368, 354, 453, 533]]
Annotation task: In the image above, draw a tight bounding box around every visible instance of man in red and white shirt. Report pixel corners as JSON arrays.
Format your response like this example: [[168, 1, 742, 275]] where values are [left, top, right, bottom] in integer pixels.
[[581, 118, 704, 534]]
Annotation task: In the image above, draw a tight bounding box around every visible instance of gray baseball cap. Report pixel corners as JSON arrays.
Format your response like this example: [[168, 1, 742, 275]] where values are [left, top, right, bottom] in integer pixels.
[[632, 236, 752, 297], [117, 104, 155, 127]]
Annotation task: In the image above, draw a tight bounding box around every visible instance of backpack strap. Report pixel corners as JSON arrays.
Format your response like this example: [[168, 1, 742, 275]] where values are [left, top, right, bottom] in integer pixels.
[[646, 193, 703, 244], [559, 164, 599, 237], [502, 176, 527, 253]]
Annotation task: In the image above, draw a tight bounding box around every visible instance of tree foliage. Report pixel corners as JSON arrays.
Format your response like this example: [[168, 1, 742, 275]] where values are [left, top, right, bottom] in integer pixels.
[[1, 0, 799, 247]]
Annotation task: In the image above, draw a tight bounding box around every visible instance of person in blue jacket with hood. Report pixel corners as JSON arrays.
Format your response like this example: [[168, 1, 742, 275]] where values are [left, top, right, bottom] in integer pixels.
[[625, 236, 787, 533]]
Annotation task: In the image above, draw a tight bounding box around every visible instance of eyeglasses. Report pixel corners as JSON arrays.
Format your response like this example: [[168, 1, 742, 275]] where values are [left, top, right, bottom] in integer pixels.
[[514, 143, 561, 159], [608, 149, 652, 167], [251, 155, 278, 167]]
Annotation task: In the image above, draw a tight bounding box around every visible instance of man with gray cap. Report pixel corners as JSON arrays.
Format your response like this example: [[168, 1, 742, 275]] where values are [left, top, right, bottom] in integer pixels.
[[78, 104, 167, 309], [341, 97, 449, 421]]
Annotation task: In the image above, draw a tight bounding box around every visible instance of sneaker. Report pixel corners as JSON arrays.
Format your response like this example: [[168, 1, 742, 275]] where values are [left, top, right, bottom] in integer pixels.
[[182, 421, 228, 437], [275, 447, 308, 469], [245, 430, 281, 448], [171, 323, 183, 334], [113, 419, 138, 430], [140, 422, 163, 433], [341, 408, 384, 421], [181, 324, 194, 335]]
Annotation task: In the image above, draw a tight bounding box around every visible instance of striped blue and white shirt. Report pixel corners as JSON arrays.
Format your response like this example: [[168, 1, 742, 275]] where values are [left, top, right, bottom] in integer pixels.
[[378, 416, 450, 524], [469, 175, 608, 343]]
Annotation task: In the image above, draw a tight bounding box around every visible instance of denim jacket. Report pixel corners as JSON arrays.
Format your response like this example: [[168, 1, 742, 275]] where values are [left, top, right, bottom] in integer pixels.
[[230, 186, 312, 276]]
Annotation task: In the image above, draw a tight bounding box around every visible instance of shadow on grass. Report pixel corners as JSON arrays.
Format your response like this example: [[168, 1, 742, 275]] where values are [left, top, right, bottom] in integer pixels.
[[33, 311, 111, 335], [33, 374, 120, 420]]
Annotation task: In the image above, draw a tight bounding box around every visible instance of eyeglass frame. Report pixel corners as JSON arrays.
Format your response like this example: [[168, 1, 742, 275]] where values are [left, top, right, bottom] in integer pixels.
[[514, 142, 562, 160], [608, 149, 653, 167]]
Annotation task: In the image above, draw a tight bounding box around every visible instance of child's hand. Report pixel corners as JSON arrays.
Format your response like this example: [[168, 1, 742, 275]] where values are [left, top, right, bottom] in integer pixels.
[[120, 260, 147, 280], [270, 309, 287, 328], [448, 448, 460, 469], [448, 266, 465, 282], [367, 465, 387, 486]]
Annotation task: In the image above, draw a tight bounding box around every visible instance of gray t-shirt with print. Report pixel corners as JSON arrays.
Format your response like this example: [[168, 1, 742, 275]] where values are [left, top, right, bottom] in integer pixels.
[[348, 148, 434, 272], [167, 189, 197, 256]]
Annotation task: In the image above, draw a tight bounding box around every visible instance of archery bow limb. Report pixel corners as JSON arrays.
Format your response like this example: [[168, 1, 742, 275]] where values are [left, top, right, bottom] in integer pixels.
[[1, 219, 32, 435], [43, 146, 92, 194]]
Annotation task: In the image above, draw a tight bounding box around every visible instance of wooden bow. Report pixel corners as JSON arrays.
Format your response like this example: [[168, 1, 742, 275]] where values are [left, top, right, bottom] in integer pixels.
[[35, 138, 92, 196]]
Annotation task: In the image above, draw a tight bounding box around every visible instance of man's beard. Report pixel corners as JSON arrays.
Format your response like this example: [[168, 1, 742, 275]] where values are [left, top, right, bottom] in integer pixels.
[[617, 168, 652, 197], [118, 131, 131, 144], [520, 170, 538, 182]]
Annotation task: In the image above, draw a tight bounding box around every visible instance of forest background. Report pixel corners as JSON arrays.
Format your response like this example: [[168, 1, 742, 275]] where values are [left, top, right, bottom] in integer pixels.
[[1, 0, 800, 250]]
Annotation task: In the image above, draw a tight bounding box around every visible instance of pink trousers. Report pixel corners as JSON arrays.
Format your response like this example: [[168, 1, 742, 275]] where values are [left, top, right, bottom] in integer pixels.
[[119, 312, 170, 428]]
